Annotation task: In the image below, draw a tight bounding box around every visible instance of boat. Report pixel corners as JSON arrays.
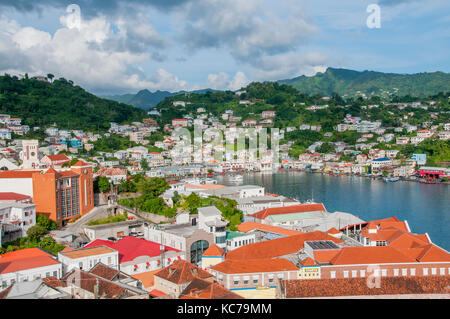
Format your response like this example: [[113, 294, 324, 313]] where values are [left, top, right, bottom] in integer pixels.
[[384, 177, 399, 182], [228, 175, 243, 182]]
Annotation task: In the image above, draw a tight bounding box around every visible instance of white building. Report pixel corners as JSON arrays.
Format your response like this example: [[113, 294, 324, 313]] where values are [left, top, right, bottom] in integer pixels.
[[57, 246, 119, 274], [0, 203, 36, 237], [198, 206, 228, 249], [0, 248, 62, 290]]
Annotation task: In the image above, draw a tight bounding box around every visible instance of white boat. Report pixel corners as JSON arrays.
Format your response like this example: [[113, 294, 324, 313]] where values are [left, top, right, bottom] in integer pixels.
[[228, 175, 243, 182]]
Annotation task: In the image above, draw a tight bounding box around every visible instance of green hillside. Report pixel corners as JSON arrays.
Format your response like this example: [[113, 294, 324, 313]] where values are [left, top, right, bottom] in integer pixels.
[[279, 68, 450, 97], [0, 74, 145, 131]]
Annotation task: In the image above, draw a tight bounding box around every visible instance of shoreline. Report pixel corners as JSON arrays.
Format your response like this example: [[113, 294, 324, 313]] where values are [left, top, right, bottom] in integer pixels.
[[213, 169, 450, 185]]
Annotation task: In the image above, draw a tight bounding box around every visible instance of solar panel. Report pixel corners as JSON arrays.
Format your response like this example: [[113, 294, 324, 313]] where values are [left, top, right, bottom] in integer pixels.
[[306, 240, 339, 250]]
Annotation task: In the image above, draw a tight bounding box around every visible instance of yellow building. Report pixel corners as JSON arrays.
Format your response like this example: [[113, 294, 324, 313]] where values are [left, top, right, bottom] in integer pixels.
[[299, 257, 321, 279], [201, 244, 225, 271]]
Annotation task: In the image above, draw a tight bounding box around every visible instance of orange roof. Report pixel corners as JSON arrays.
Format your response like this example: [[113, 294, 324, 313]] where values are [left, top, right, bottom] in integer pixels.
[[149, 289, 167, 297], [415, 244, 450, 262], [202, 244, 225, 257], [225, 231, 343, 261], [237, 221, 303, 237], [47, 154, 70, 161], [327, 227, 340, 235], [0, 170, 41, 179], [313, 249, 341, 264], [131, 270, 159, 288], [300, 257, 317, 266], [72, 160, 89, 166], [211, 258, 298, 274], [250, 203, 327, 220], [59, 246, 116, 259], [0, 248, 60, 274], [154, 260, 212, 284], [329, 246, 417, 265]]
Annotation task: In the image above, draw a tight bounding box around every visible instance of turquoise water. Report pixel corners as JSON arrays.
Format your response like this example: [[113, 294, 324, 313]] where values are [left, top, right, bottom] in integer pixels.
[[215, 171, 450, 250]]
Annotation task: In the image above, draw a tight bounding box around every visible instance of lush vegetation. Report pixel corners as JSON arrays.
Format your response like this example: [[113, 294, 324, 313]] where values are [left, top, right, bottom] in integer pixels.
[[0, 74, 145, 132], [86, 213, 129, 226], [118, 176, 175, 217], [279, 67, 450, 97], [0, 215, 64, 255]]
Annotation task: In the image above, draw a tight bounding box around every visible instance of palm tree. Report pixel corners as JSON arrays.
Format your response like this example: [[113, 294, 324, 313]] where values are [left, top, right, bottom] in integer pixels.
[[47, 74, 54, 83]]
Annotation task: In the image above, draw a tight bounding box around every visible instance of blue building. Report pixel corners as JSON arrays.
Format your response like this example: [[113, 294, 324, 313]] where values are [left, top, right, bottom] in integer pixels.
[[411, 153, 427, 165]]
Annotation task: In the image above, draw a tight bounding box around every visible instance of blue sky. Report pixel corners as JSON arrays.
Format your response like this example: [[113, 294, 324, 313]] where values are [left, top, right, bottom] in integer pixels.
[[0, 0, 448, 94]]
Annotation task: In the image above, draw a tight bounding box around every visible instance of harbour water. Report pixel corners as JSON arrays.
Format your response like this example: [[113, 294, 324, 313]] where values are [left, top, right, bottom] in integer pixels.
[[215, 171, 450, 250]]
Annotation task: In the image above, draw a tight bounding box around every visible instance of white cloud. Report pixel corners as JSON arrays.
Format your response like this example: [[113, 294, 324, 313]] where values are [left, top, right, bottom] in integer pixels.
[[0, 13, 186, 93], [251, 52, 328, 81], [206, 71, 249, 91]]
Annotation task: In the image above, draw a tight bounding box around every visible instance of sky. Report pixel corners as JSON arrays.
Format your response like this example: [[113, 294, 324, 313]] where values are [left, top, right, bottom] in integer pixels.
[[0, 0, 449, 95]]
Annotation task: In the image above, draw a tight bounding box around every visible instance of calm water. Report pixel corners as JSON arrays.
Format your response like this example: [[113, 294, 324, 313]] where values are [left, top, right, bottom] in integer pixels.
[[215, 171, 450, 250]]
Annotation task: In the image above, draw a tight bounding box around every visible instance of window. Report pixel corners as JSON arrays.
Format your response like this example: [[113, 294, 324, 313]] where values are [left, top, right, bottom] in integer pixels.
[[401, 269, 407, 276], [351, 270, 357, 278], [46, 272, 50, 278], [233, 277, 240, 285], [423, 268, 428, 275], [253, 278, 258, 284], [393, 269, 399, 276], [343, 271, 349, 278], [440, 268, 445, 275], [381, 269, 387, 277], [374, 269, 380, 277], [2, 281, 6, 289], [108, 257, 112, 265], [360, 270, 366, 277], [53, 271, 57, 277], [431, 268, 437, 275], [330, 271, 336, 279], [410, 268, 416, 276]]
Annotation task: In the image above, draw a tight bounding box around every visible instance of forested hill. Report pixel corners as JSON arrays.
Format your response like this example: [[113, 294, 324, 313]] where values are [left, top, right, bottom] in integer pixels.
[[279, 68, 450, 97], [0, 74, 145, 131], [103, 88, 218, 110]]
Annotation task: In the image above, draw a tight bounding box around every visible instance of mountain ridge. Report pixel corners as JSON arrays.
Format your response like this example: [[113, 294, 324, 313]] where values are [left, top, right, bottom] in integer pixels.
[[278, 67, 450, 97]]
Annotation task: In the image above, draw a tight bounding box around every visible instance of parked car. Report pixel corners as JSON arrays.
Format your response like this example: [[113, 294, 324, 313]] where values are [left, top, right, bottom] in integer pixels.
[[136, 231, 144, 237]]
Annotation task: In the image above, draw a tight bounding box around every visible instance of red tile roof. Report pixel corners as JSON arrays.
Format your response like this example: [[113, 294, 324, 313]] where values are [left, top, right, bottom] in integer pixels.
[[327, 227, 340, 235], [300, 257, 317, 266], [282, 276, 450, 298], [237, 221, 303, 237], [47, 154, 70, 161], [249, 203, 327, 220], [0, 248, 60, 274], [202, 244, 224, 257], [415, 244, 450, 262], [180, 277, 244, 299], [154, 260, 212, 285], [211, 258, 298, 274], [85, 236, 180, 263], [225, 231, 343, 261], [329, 246, 417, 265]]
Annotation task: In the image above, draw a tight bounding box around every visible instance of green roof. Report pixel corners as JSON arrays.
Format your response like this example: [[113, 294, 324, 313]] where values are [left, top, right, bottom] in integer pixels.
[[226, 230, 247, 240]]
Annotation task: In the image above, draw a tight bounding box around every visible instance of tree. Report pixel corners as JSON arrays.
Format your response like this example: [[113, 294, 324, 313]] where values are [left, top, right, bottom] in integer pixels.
[[172, 191, 181, 205], [137, 177, 169, 198], [97, 176, 111, 193], [36, 214, 59, 231], [47, 74, 55, 82], [26, 225, 47, 241], [140, 158, 150, 171]]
